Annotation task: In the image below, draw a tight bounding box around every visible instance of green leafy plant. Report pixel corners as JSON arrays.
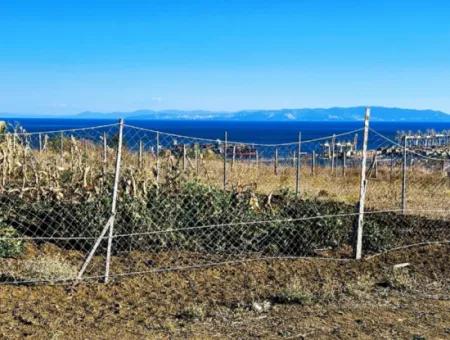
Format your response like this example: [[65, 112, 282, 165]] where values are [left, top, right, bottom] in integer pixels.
[[0, 223, 24, 258]]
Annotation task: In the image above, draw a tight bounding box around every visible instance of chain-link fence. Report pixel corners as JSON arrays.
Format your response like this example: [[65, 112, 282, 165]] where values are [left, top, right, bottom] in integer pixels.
[[0, 115, 449, 284]]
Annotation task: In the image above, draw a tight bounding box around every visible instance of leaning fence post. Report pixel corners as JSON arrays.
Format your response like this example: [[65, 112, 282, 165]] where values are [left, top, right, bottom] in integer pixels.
[[295, 132, 301, 196], [223, 132, 227, 190], [105, 118, 124, 283], [401, 135, 408, 214], [354, 107, 370, 260]]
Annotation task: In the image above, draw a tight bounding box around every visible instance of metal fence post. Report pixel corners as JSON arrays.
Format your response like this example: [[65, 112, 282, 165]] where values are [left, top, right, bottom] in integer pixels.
[[295, 132, 301, 196], [374, 153, 378, 178], [75, 120, 124, 284], [231, 145, 236, 170], [102, 132, 107, 174], [311, 151, 316, 176], [105, 118, 124, 283], [139, 139, 143, 169], [156, 131, 160, 185], [401, 135, 408, 214], [390, 153, 394, 181], [183, 144, 187, 172], [354, 108, 370, 260], [38, 133, 43, 153], [223, 131, 227, 190], [195, 144, 200, 176], [342, 150, 347, 177], [60, 131, 64, 160], [274, 147, 278, 176], [331, 134, 336, 175]]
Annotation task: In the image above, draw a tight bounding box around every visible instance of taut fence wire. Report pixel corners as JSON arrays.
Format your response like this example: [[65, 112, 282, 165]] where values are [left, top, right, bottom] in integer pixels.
[[0, 111, 449, 284]]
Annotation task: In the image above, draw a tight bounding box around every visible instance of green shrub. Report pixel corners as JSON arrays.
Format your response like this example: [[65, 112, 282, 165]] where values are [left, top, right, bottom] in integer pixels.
[[0, 224, 24, 258], [2, 179, 442, 256]]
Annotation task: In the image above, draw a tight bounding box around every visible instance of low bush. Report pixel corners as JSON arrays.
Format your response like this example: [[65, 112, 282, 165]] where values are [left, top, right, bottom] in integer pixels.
[[0, 223, 23, 258], [1, 179, 445, 256], [271, 280, 313, 305]]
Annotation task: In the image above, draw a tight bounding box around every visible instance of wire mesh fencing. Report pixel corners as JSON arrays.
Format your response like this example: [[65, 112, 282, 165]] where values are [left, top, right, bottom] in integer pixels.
[[0, 117, 449, 284]]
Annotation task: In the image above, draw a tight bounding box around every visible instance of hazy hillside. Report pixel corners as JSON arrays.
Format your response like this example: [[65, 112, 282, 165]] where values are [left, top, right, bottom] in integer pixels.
[[2, 106, 450, 122]]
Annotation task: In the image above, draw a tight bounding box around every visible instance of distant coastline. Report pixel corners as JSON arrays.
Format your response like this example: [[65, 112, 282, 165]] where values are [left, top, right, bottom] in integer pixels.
[[3, 119, 450, 147], [2, 106, 450, 122]]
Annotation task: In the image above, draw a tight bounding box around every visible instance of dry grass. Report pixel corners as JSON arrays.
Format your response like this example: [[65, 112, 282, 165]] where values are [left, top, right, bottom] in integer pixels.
[[271, 279, 314, 305], [177, 304, 208, 321], [0, 132, 448, 219], [20, 254, 78, 283], [195, 157, 449, 217]]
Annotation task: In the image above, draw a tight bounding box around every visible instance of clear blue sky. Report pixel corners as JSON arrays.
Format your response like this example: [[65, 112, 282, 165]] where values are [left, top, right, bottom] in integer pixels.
[[1, 0, 450, 115]]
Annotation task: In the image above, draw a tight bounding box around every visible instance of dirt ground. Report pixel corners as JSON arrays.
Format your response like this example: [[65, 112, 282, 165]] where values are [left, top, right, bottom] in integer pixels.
[[1, 244, 449, 339]]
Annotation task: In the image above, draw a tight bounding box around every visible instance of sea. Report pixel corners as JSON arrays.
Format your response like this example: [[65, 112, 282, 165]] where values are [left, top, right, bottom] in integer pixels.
[[3, 118, 450, 145]]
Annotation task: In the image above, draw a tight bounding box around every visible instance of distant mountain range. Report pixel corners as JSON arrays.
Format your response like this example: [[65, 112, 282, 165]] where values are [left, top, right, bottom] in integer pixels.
[[2, 106, 450, 122]]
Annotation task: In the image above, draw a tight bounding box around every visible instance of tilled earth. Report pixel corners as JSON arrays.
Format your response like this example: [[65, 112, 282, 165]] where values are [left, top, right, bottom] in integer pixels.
[[1, 244, 449, 339]]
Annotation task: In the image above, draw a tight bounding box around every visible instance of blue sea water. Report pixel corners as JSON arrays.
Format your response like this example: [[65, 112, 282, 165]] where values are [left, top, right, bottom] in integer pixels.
[[3, 118, 450, 145]]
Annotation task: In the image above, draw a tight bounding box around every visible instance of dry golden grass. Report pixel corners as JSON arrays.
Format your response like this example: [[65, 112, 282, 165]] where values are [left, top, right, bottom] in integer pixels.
[[190, 157, 449, 217], [1, 133, 448, 218]]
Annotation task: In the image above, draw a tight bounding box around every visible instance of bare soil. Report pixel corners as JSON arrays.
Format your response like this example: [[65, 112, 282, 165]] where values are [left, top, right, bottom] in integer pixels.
[[1, 244, 449, 339]]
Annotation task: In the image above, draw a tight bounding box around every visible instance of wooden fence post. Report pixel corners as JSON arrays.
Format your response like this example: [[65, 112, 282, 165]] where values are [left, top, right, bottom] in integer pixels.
[[354, 108, 370, 260]]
